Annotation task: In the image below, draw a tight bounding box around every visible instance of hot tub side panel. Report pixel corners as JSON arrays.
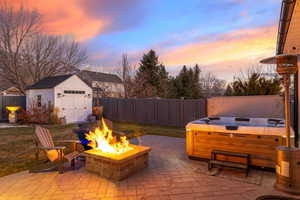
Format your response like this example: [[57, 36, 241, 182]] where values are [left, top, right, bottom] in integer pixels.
[[186, 130, 285, 168]]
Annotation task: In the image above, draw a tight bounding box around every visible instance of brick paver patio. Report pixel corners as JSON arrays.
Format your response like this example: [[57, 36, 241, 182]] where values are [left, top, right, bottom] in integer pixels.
[[0, 135, 299, 200]]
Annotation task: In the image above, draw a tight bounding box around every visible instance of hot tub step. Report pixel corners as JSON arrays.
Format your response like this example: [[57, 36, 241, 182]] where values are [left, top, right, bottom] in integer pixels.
[[212, 150, 249, 158], [209, 150, 250, 176], [209, 160, 248, 169]]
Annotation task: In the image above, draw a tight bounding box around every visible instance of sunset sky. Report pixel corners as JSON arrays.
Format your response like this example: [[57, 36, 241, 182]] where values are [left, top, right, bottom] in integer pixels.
[[14, 0, 280, 80]]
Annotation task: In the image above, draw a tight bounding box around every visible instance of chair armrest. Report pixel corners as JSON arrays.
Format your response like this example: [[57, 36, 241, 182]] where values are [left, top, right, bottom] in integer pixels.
[[38, 146, 66, 150], [56, 139, 81, 152], [56, 139, 81, 144]]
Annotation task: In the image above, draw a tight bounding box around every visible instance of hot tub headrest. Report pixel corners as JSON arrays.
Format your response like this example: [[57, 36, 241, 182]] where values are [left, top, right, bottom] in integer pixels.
[[226, 125, 239, 130], [268, 118, 283, 125], [235, 117, 250, 122]]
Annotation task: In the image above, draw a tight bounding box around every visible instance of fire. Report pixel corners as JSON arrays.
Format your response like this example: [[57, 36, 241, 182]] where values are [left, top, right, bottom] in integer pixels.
[[85, 119, 133, 154]]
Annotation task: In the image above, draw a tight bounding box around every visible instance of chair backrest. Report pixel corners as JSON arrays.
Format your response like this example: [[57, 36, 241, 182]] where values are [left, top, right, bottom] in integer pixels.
[[35, 126, 54, 148]]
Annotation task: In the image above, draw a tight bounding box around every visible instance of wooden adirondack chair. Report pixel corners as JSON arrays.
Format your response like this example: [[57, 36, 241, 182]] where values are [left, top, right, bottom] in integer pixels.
[[31, 126, 81, 174]]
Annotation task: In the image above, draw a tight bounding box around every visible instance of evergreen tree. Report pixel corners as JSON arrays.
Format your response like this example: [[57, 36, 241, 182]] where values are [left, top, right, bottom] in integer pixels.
[[225, 68, 282, 96], [191, 64, 201, 98], [224, 85, 233, 96], [134, 49, 169, 98], [170, 65, 202, 99]]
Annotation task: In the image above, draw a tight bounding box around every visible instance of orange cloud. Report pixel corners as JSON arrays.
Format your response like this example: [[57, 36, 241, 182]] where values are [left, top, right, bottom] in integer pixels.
[[12, 0, 107, 41], [160, 25, 277, 74], [9, 0, 143, 41]]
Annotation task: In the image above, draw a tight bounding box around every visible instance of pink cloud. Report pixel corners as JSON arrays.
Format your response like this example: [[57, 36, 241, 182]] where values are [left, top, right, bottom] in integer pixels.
[[9, 0, 144, 41], [159, 25, 277, 77]]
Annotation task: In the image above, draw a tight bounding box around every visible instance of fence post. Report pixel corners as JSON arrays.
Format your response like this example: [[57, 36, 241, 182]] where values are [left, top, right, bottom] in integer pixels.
[[0, 97, 2, 121]]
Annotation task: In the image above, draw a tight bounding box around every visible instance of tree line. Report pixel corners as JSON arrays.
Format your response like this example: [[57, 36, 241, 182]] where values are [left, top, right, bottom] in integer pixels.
[[224, 67, 282, 96], [120, 50, 226, 99], [120, 50, 282, 99]]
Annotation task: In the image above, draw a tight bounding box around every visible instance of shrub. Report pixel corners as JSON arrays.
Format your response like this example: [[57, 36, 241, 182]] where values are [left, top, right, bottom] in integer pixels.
[[18, 101, 60, 124]]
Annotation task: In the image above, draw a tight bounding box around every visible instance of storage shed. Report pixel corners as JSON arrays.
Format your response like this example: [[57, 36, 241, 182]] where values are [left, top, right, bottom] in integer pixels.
[[26, 74, 93, 123]]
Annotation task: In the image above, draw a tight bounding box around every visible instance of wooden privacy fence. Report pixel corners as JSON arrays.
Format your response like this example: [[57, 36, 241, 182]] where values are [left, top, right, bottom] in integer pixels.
[[96, 98, 207, 127], [0, 96, 26, 121]]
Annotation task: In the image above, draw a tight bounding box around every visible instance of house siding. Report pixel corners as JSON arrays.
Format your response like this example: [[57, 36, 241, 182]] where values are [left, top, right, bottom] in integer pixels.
[[54, 75, 93, 123], [282, 1, 300, 140], [283, 1, 300, 54], [26, 89, 54, 110], [92, 81, 125, 98], [26, 75, 93, 124]]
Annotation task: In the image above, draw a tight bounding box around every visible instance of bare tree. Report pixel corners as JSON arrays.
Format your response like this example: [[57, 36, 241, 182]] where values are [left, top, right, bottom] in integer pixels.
[[121, 54, 129, 98], [129, 72, 157, 98], [93, 82, 113, 98], [117, 53, 138, 98], [0, 2, 40, 93], [121, 54, 129, 80], [21, 35, 87, 84], [200, 72, 226, 97], [0, 2, 87, 94]]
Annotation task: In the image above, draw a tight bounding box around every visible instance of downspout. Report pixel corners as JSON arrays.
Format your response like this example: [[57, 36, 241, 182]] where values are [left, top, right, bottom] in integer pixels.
[[277, 0, 298, 147]]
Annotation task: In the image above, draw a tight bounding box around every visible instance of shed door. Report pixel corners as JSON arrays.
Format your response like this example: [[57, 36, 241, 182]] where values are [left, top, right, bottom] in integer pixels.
[[61, 90, 88, 123]]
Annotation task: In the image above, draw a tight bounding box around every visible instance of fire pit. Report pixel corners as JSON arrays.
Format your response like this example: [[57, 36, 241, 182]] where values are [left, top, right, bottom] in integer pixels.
[[82, 119, 151, 181]]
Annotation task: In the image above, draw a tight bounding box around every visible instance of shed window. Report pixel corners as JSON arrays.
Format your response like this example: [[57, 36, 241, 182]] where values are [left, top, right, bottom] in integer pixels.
[[37, 95, 42, 107], [64, 90, 85, 94]]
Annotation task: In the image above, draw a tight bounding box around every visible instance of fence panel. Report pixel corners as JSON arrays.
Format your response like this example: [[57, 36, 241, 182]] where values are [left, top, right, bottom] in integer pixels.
[[96, 97, 290, 127], [168, 100, 183, 126], [0, 96, 26, 121], [156, 100, 170, 126], [97, 98, 207, 127]]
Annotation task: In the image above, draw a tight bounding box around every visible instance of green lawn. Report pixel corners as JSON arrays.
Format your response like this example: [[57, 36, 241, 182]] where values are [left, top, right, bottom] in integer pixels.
[[0, 122, 185, 177]]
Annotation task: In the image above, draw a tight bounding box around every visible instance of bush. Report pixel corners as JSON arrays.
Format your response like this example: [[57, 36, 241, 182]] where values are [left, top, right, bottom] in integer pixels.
[[18, 102, 60, 124]]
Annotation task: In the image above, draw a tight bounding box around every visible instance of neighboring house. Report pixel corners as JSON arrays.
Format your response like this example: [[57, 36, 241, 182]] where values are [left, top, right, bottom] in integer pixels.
[[0, 86, 23, 96], [26, 74, 92, 124], [77, 70, 125, 98], [269, 0, 299, 146]]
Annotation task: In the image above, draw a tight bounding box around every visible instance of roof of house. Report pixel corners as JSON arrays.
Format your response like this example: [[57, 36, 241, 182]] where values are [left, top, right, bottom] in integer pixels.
[[78, 70, 123, 85], [277, 0, 296, 54], [26, 74, 74, 90]]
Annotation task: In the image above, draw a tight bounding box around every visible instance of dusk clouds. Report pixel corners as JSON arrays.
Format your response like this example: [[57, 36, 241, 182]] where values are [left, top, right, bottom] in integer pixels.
[[9, 0, 281, 80], [11, 0, 145, 40], [160, 25, 277, 79]]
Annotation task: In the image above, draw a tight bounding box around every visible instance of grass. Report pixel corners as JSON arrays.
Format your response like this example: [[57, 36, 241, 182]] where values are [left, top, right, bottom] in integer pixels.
[[0, 121, 185, 177], [113, 121, 185, 138]]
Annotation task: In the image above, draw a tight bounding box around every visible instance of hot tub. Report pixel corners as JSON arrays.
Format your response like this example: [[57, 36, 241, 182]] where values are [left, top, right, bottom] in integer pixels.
[[186, 117, 294, 168]]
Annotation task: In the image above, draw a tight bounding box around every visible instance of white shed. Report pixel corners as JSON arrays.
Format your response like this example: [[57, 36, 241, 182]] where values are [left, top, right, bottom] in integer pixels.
[[26, 74, 93, 124]]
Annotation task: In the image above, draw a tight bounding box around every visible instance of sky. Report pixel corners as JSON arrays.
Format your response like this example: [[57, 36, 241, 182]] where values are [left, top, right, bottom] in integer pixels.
[[12, 0, 281, 81]]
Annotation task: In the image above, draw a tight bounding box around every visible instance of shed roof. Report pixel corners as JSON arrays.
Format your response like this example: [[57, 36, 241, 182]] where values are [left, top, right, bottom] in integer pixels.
[[26, 74, 74, 90]]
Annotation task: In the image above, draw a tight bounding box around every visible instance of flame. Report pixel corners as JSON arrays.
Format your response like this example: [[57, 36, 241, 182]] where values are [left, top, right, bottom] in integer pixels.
[[85, 119, 133, 154]]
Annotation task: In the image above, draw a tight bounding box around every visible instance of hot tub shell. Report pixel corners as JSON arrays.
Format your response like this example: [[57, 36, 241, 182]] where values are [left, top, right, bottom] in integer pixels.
[[186, 117, 294, 168]]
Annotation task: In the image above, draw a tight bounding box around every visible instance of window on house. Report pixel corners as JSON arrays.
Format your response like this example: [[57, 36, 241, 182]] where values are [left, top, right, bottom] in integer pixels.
[[37, 95, 42, 107], [64, 90, 85, 94]]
